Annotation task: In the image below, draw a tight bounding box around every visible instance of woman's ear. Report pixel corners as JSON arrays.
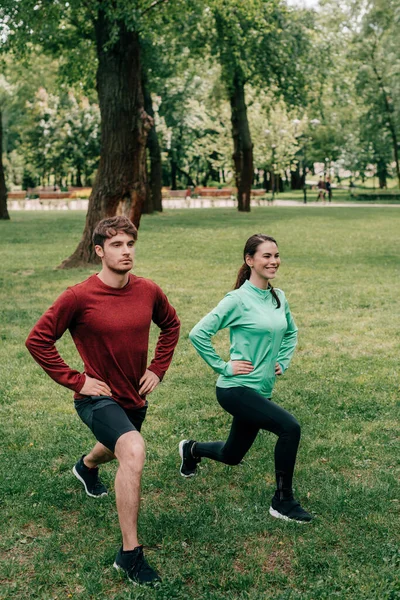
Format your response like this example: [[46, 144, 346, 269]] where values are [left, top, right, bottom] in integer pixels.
[[245, 255, 253, 268]]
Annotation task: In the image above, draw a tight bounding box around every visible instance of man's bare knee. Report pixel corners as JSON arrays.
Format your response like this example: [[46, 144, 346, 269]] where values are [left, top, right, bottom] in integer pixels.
[[115, 431, 146, 470]]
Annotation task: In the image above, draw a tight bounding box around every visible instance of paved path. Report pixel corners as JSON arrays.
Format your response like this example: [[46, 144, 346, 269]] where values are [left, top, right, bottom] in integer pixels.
[[272, 199, 400, 208], [9, 198, 400, 211]]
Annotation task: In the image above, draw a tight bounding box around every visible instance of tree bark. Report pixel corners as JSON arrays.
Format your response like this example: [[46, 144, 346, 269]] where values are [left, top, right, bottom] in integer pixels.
[[0, 110, 10, 220], [170, 158, 177, 189], [142, 75, 162, 212], [229, 69, 253, 212], [59, 12, 152, 268], [371, 61, 400, 188], [76, 163, 83, 188], [291, 165, 303, 190], [377, 159, 387, 189]]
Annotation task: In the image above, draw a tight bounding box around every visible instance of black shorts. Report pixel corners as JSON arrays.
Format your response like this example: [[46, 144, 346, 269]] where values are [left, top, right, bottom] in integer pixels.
[[74, 396, 147, 453]]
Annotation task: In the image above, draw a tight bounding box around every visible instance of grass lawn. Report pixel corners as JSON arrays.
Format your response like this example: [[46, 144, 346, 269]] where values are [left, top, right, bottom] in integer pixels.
[[0, 208, 399, 600]]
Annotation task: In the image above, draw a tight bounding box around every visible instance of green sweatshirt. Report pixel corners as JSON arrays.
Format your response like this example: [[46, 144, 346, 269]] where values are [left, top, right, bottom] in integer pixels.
[[189, 279, 298, 397]]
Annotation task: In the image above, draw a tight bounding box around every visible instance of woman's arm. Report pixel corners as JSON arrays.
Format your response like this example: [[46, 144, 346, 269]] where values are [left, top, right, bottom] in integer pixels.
[[276, 297, 298, 373], [189, 293, 242, 376]]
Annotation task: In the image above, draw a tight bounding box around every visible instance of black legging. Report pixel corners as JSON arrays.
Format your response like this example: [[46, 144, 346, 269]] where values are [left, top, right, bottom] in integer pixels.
[[194, 386, 301, 495]]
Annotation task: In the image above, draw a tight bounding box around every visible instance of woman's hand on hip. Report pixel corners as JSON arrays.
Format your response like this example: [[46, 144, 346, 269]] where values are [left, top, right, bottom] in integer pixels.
[[275, 363, 283, 376], [230, 360, 254, 375]]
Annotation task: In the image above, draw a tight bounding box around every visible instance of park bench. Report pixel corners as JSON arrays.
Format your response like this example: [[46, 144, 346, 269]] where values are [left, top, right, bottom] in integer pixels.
[[7, 191, 27, 199], [38, 191, 73, 200], [196, 187, 235, 197], [162, 190, 187, 198]]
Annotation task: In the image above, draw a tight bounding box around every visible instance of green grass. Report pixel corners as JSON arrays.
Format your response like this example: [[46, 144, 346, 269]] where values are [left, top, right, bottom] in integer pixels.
[[0, 209, 399, 600]]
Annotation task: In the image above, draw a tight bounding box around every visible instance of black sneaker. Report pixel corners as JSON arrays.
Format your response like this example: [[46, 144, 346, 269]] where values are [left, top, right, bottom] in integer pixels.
[[179, 440, 200, 478], [72, 455, 108, 498], [269, 494, 313, 523], [114, 545, 161, 586]]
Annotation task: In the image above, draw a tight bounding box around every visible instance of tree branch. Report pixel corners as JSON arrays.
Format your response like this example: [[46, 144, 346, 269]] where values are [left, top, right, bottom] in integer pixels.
[[140, 0, 169, 18]]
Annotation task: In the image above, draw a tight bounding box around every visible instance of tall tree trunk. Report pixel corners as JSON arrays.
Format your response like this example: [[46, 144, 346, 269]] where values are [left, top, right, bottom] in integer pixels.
[[0, 110, 10, 220], [215, 11, 253, 212], [142, 75, 162, 212], [59, 13, 152, 268], [76, 163, 83, 188], [291, 164, 303, 190], [371, 61, 400, 188], [377, 159, 387, 189], [263, 169, 268, 191], [229, 70, 253, 212], [170, 159, 177, 189]]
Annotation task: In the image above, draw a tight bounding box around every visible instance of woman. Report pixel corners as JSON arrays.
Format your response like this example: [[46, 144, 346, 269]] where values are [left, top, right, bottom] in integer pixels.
[[179, 234, 312, 523]]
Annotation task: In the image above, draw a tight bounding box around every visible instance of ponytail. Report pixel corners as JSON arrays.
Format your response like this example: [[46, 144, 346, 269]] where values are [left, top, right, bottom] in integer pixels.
[[234, 262, 251, 289], [268, 284, 281, 309]]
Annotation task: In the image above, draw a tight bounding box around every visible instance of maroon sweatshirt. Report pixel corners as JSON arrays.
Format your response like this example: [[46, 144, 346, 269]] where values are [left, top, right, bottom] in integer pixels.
[[26, 274, 180, 409]]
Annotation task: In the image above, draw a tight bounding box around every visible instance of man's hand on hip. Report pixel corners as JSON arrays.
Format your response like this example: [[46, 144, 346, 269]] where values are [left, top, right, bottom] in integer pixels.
[[139, 369, 160, 396], [80, 375, 112, 397]]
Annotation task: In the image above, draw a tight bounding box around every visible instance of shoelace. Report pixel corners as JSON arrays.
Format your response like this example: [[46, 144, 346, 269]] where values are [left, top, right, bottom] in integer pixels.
[[84, 468, 105, 491], [129, 549, 154, 578]]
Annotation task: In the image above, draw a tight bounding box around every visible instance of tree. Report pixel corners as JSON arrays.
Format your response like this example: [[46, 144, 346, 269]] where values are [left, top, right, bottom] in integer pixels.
[[317, 0, 400, 185], [204, 0, 311, 210], [0, 108, 9, 220], [353, 0, 400, 187], [21, 88, 100, 188], [0, 74, 14, 220], [1, 1, 182, 265], [153, 62, 232, 188]]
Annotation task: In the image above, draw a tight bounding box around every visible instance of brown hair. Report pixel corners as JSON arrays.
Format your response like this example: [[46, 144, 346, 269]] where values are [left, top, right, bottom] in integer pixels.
[[234, 234, 281, 308], [92, 216, 138, 248]]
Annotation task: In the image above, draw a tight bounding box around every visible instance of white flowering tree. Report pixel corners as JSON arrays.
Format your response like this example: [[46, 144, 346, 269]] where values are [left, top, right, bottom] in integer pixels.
[[23, 88, 100, 188]]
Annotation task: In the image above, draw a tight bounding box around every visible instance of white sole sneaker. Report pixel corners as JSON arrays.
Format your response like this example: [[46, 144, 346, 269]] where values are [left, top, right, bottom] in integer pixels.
[[179, 440, 196, 478], [72, 466, 108, 498], [113, 562, 138, 585], [269, 506, 308, 523]]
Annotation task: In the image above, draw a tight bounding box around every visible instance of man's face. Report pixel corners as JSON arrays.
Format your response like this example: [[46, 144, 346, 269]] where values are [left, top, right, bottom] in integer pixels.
[[95, 232, 135, 274]]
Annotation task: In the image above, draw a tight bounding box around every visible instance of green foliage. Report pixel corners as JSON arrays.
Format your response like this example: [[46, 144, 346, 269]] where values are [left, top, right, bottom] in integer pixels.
[[2, 0, 400, 193], [22, 87, 100, 185]]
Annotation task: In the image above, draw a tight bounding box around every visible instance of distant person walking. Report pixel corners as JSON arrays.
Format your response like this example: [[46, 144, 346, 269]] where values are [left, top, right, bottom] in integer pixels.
[[179, 234, 313, 523], [325, 177, 332, 202], [317, 177, 326, 202], [26, 216, 180, 586]]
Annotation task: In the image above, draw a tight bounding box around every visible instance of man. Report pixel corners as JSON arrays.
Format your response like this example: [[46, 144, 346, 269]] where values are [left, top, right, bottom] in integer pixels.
[[26, 216, 180, 586]]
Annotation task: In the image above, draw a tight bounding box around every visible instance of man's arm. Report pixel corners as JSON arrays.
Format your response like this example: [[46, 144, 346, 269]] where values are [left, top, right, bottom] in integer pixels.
[[26, 289, 86, 392], [146, 286, 180, 383], [26, 289, 112, 396]]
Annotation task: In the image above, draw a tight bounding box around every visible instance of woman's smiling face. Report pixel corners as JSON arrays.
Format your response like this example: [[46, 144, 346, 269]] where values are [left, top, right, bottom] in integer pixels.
[[246, 240, 280, 285]]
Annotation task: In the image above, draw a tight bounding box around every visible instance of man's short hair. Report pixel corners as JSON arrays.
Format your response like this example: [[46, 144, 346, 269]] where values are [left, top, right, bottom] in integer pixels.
[[93, 216, 138, 248]]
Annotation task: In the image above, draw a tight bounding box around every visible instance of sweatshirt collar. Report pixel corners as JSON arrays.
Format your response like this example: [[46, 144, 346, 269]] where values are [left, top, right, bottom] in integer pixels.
[[243, 279, 271, 298], [93, 273, 134, 293]]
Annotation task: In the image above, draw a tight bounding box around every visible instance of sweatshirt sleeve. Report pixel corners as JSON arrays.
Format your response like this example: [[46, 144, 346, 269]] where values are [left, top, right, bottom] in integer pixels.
[[189, 293, 242, 376], [276, 295, 298, 373], [148, 286, 180, 381], [25, 289, 86, 392]]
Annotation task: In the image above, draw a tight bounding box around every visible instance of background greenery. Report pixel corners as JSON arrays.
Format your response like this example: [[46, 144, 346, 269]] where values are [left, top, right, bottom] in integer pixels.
[[0, 208, 399, 599], [2, 0, 400, 192]]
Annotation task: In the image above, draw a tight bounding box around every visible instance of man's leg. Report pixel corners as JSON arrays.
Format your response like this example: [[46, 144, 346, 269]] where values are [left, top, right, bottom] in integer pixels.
[[112, 429, 161, 585], [84, 442, 115, 468], [113, 430, 145, 550]]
